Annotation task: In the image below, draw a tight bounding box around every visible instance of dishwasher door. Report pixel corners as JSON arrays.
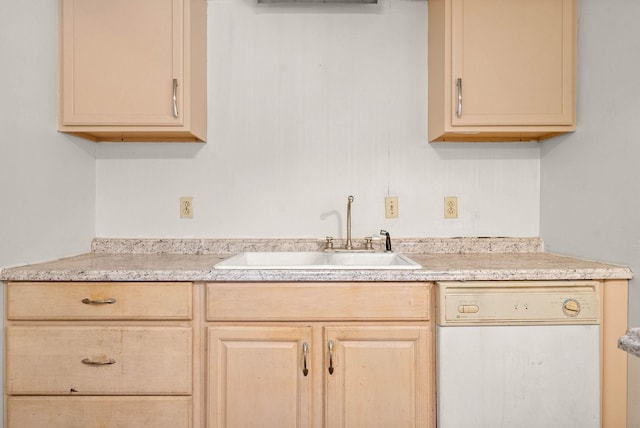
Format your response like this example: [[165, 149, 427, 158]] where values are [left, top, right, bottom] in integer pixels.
[[436, 280, 601, 428], [437, 324, 600, 428]]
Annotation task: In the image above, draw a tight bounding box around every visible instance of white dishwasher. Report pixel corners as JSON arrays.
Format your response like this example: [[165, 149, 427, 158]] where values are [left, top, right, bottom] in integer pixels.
[[436, 281, 601, 428]]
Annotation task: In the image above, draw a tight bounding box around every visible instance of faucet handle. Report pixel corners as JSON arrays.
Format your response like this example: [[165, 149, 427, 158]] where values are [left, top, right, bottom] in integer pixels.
[[324, 236, 334, 250], [364, 237, 374, 251]]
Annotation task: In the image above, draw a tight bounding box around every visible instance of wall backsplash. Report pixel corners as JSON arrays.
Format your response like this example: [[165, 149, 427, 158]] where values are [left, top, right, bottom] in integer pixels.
[[94, 0, 540, 240], [90, 237, 543, 255]]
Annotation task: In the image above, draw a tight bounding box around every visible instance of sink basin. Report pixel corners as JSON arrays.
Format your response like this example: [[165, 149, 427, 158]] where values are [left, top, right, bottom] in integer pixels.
[[325, 252, 420, 268], [215, 251, 326, 269], [214, 251, 421, 270]]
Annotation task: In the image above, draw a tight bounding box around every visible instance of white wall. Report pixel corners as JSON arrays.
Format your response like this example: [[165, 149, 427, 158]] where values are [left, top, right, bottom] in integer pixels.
[[0, 1, 96, 273], [540, 0, 640, 425], [95, 0, 541, 240], [0, 1, 97, 424]]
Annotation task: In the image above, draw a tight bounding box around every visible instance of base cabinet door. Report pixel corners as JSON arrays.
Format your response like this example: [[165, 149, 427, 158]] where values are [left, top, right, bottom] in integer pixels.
[[7, 396, 192, 428], [325, 326, 431, 428], [207, 326, 313, 428]]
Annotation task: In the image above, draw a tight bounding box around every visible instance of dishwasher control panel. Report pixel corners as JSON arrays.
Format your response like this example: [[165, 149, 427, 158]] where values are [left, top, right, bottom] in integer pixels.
[[436, 281, 600, 326]]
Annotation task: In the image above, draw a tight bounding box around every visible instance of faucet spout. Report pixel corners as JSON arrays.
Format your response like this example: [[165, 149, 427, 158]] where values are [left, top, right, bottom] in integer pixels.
[[346, 195, 354, 250]]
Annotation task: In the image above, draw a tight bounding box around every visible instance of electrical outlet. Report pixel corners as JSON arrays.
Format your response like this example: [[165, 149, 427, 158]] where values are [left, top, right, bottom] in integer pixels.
[[444, 196, 458, 219], [180, 197, 193, 219], [385, 196, 399, 218]]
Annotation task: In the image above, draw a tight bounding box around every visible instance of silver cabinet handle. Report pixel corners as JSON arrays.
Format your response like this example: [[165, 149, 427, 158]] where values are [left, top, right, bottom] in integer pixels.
[[172, 78, 179, 118], [302, 342, 309, 377], [456, 78, 463, 118], [328, 340, 334, 375], [81, 358, 116, 366], [81, 298, 116, 305]]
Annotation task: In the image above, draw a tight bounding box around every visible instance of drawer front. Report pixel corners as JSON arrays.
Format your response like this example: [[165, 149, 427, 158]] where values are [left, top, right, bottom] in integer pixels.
[[6, 326, 192, 395], [7, 282, 192, 320], [7, 396, 192, 428], [207, 282, 431, 321]]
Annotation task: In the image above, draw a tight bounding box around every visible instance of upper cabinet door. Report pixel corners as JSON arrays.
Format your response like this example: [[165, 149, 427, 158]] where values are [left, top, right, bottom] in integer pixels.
[[60, 0, 183, 126], [451, 0, 574, 126], [58, 0, 207, 142], [428, 0, 576, 142]]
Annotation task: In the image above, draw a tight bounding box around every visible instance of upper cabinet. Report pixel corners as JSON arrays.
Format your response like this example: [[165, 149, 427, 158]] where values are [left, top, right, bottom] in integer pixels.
[[58, 0, 207, 142], [428, 0, 576, 142]]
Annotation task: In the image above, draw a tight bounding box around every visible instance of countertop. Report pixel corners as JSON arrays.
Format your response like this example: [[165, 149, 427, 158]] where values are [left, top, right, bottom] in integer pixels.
[[618, 329, 640, 358], [0, 238, 632, 282]]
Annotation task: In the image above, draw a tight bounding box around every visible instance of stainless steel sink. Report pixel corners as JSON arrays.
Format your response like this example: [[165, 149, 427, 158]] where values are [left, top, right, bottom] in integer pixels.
[[214, 251, 421, 270]]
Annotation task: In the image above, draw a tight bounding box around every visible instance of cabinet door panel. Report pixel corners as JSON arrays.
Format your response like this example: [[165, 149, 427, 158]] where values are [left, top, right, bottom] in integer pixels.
[[325, 326, 432, 428], [208, 326, 312, 428], [7, 396, 192, 428], [6, 326, 192, 395], [60, 0, 183, 126], [451, 0, 574, 126]]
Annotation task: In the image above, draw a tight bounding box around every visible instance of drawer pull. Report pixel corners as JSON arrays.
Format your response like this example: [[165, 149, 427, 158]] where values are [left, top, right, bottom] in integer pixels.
[[328, 340, 334, 375], [302, 342, 309, 377], [456, 77, 463, 117], [172, 78, 179, 118], [81, 298, 116, 305], [81, 358, 116, 366]]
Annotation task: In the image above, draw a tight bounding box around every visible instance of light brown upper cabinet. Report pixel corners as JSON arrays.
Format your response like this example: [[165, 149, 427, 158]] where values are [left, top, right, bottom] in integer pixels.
[[428, 0, 576, 142], [58, 0, 207, 142]]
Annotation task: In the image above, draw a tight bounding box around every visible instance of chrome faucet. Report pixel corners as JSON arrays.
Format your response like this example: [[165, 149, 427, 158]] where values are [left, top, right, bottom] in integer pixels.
[[345, 195, 354, 250], [323, 195, 375, 252]]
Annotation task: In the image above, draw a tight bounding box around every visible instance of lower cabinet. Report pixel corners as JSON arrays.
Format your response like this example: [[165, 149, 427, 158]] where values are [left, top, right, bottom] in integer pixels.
[[205, 282, 435, 428], [2, 277, 628, 427], [208, 325, 430, 428], [5, 281, 434, 428], [4, 281, 194, 428]]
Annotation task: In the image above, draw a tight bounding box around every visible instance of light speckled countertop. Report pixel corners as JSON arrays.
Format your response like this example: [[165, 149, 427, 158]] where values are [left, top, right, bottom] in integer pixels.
[[618, 329, 640, 358], [0, 238, 632, 282]]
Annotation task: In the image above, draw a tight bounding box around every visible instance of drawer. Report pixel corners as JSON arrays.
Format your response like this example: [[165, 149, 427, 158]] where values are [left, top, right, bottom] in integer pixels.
[[6, 282, 192, 320], [6, 326, 192, 395], [206, 282, 431, 321], [7, 396, 192, 428]]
